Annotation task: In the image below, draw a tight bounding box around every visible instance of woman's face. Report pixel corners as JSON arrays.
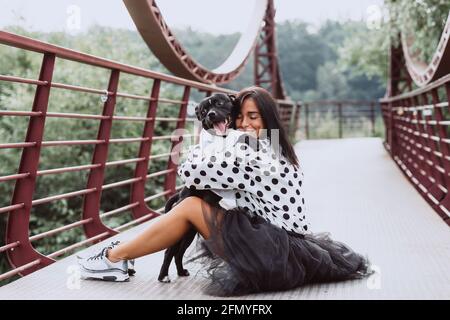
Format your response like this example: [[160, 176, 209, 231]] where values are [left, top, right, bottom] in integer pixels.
[[235, 98, 265, 137]]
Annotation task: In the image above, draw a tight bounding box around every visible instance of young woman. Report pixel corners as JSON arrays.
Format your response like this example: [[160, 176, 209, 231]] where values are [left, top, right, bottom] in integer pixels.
[[78, 86, 373, 296]]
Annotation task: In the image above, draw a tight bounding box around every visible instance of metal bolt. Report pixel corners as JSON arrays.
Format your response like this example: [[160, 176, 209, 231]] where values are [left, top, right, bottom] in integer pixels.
[[100, 90, 108, 103]]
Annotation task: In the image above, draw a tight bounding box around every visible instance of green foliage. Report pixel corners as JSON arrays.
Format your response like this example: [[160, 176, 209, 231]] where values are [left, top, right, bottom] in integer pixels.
[[275, 20, 385, 102], [338, 0, 450, 87], [386, 0, 450, 62], [277, 21, 328, 94], [337, 24, 390, 83]]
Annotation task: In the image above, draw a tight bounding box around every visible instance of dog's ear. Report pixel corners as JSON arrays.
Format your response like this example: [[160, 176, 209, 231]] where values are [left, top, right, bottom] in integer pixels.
[[227, 94, 237, 104], [194, 104, 201, 121]]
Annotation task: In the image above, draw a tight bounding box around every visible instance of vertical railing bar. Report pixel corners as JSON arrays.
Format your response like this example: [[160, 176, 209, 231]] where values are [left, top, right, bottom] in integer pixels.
[[400, 98, 416, 175], [130, 79, 161, 219], [411, 95, 434, 188], [305, 103, 309, 140], [371, 102, 376, 136], [400, 98, 417, 175], [5, 53, 56, 276], [81, 69, 120, 239], [288, 102, 297, 140], [389, 101, 395, 154], [163, 86, 191, 198], [421, 92, 446, 202], [296, 102, 302, 140]]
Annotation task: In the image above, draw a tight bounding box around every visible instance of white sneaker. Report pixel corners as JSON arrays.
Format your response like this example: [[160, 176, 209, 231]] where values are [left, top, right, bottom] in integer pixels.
[[77, 240, 136, 276], [78, 246, 129, 282]]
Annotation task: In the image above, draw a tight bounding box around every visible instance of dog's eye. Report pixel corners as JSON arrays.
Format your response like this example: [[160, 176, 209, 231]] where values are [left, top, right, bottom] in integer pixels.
[[217, 101, 224, 106]]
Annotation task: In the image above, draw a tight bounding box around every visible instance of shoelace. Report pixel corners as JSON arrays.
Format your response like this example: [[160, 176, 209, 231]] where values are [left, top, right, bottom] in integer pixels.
[[84, 240, 136, 273], [87, 247, 108, 261], [86, 241, 121, 262], [108, 241, 120, 249]]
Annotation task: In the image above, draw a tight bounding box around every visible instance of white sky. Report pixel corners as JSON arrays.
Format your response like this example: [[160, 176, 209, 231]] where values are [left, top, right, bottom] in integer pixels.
[[0, 0, 385, 35]]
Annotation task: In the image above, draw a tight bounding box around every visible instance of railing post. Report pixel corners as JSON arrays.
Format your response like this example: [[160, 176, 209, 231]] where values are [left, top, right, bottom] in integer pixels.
[[288, 102, 297, 140], [295, 102, 301, 140], [401, 98, 418, 176], [411, 95, 434, 189], [420, 92, 445, 203], [430, 88, 450, 217], [81, 69, 120, 240], [130, 79, 161, 219], [370, 101, 375, 136], [5, 53, 56, 275], [388, 102, 395, 154], [338, 103, 343, 138], [305, 103, 309, 139], [396, 99, 408, 168], [381, 102, 389, 149], [384, 103, 388, 144], [164, 86, 191, 197]]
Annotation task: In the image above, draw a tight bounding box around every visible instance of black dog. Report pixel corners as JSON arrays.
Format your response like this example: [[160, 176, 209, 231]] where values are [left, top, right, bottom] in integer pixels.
[[157, 93, 238, 283]]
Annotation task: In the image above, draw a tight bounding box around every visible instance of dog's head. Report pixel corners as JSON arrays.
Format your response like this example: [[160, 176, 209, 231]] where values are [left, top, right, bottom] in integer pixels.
[[195, 93, 237, 136]]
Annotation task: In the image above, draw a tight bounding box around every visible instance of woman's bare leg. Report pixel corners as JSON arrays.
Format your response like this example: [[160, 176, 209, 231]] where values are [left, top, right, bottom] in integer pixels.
[[107, 196, 211, 262]]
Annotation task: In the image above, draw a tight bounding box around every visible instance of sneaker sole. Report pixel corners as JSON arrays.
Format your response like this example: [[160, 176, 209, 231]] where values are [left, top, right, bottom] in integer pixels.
[[80, 270, 129, 282]]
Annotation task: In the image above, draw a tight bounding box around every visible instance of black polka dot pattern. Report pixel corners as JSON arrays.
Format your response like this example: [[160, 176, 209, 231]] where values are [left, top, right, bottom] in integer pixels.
[[177, 129, 310, 235]]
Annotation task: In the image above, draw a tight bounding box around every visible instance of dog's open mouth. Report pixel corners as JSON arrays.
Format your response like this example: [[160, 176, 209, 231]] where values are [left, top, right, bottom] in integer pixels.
[[212, 117, 231, 136]]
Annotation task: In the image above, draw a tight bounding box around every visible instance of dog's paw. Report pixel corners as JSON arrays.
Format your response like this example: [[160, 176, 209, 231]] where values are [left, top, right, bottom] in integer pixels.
[[128, 269, 136, 276], [158, 275, 171, 283], [178, 269, 190, 277]]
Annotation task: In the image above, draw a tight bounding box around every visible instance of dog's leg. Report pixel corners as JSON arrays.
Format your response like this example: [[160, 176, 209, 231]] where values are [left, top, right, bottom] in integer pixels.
[[175, 228, 197, 277], [158, 190, 188, 282], [158, 245, 178, 283]]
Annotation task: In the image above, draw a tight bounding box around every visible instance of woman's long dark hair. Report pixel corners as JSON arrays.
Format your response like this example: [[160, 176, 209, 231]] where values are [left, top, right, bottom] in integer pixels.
[[233, 86, 300, 168]]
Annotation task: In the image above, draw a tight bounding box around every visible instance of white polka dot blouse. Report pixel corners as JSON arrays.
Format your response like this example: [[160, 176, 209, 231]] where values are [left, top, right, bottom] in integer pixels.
[[178, 129, 311, 235]]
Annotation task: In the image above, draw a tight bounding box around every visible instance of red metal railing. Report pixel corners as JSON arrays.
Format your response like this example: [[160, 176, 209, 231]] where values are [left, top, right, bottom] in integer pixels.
[[298, 100, 380, 139], [0, 31, 300, 282], [381, 74, 450, 225]]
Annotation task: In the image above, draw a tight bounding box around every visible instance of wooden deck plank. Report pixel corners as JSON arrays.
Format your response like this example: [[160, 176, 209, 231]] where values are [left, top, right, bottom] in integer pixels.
[[0, 137, 449, 299]]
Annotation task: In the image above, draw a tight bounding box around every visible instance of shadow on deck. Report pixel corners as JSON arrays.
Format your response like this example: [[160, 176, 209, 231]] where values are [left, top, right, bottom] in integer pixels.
[[0, 138, 449, 299]]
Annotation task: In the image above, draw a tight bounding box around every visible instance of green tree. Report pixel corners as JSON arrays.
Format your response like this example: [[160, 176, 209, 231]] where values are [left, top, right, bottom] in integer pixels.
[[338, 0, 450, 87]]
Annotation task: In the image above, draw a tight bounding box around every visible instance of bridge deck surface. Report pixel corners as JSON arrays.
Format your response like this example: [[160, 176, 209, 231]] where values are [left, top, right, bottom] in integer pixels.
[[1, 137, 449, 300]]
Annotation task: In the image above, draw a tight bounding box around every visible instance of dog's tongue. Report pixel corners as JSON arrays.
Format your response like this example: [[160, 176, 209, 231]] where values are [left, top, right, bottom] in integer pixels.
[[213, 121, 227, 135]]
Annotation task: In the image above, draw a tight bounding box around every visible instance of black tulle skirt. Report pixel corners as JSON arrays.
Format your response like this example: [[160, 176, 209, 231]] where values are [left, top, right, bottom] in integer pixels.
[[186, 203, 373, 297]]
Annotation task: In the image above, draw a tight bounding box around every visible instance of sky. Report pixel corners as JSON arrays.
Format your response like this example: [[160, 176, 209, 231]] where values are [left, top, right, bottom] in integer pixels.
[[0, 0, 385, 35]]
